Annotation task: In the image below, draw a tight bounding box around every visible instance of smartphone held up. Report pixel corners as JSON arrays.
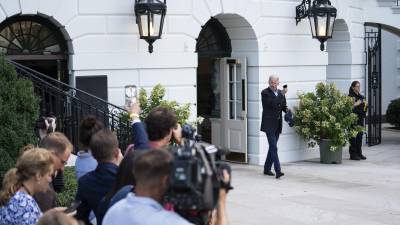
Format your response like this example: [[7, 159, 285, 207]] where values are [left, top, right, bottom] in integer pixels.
[[125, 85, 137, 107], [282, 84, 288, 95]]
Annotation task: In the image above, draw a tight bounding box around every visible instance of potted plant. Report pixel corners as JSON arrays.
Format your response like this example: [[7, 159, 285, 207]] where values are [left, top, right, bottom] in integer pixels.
[[293, 82, 363, 164]]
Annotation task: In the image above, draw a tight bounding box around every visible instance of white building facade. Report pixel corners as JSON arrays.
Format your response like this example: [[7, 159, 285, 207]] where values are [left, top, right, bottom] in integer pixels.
[[0, 0, 399, 165]]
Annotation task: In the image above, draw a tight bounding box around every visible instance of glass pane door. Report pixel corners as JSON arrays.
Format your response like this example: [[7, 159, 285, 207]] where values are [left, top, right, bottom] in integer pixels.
[[228, 62, 242, 120]]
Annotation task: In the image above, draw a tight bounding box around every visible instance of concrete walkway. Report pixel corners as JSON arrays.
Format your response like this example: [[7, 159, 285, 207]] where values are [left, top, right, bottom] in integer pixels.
[[227, 127, 400, 225]]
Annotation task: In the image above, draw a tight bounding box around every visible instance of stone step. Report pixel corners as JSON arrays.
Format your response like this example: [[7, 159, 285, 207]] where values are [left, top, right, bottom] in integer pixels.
[[376, 0, 397, 7], [392, 5, 400, 13]]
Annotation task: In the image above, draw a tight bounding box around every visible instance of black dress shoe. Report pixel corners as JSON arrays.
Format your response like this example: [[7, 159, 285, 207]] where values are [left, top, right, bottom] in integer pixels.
[[359, 154, 367, 160], [276, 172, 284, 179], [350, 155, 361, 160], [263, 170, 275, 176]]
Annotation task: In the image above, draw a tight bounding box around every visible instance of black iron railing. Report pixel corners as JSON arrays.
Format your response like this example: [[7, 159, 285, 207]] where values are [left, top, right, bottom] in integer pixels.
[[8, 60, 132, 152], [364, 23, 382, 146]]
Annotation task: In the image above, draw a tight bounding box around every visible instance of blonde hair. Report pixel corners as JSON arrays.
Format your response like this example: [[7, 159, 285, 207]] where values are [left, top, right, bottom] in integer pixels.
[[37, 210, 81, 225], [0, 148, 53, 206]]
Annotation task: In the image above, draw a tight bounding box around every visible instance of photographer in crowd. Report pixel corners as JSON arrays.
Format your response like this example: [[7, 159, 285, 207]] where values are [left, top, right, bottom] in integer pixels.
[[145, 106, 183, 148], [126, 105, 182, 150], [35, 114, 57, 141], [102, 149, 230, 225]]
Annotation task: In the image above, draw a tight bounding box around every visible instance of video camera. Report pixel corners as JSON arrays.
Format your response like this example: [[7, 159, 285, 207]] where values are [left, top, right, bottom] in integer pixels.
[[35, 116, 56, 133], [164, 124, 232, 225]]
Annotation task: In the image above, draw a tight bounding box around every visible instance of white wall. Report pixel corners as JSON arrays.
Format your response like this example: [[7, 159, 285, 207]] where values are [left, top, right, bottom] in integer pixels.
[[1, 0, 398, 164], [363, 0, 400, 29], [382, 29, 400, 115], [327, 19, 353, 94], [255, 0, 330, 164]]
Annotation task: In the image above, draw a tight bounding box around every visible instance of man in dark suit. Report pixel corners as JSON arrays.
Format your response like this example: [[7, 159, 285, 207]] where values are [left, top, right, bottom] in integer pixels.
[[260, 75, 288, 179], [75, 129, 123, 224]]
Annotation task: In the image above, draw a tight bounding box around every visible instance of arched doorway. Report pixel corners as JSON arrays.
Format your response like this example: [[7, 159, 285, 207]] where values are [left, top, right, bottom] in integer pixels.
[[196, 17, 231, 145], [196, 15, 258, 163], [0, 15, 70, 83]]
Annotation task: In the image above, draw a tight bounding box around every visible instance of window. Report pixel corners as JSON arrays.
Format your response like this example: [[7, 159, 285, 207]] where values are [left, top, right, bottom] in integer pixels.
[[228, 62, 242, 120], [0, 16, 67, 55], [196, 18, 231, 58]]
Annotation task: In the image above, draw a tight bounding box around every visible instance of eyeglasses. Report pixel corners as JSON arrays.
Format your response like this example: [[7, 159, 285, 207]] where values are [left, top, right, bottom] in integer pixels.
[[59, 157, 68, 166], [54, 153, 68, 166]]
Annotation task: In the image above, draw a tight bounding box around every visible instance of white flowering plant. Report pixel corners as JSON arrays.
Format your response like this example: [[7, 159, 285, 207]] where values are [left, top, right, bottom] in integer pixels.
[[188, 116, 204, 128], [138, 84, 190, 125], [293, 82, 363, 151], [119, 84, 190, 126]]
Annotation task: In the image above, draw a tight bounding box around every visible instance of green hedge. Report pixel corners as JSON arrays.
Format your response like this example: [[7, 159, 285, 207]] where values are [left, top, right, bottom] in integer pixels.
[[386, 98, 400, 128], [57, 166, 78, 207], [0, 57, 39, 184]]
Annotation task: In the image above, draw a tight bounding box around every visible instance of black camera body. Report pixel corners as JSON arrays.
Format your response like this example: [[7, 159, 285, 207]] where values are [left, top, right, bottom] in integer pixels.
[[36, 117, 56, 133], [164, 124, 231, 225]]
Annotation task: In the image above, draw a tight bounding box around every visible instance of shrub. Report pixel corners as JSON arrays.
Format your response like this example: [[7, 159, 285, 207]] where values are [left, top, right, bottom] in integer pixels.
[[138, 84, 191, 125], [56, 166, 77, 207], [0, 57, 39, 184], [293, 82, 363, 151], [386, 98, 400, 128]]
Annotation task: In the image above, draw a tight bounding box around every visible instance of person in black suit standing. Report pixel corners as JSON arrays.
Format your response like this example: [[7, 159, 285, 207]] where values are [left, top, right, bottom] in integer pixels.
[[348, 81, 367, 160], [260, 75, 288, 179]]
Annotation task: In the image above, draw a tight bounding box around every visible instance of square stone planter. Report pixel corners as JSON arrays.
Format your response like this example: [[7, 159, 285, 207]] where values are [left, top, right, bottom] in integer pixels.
[[319, 139, 342, 164]]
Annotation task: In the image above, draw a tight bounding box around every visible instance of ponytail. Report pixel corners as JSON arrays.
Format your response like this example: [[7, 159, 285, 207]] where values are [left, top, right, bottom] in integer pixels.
[[0, 148, 53, 206], [0, 168, 21, 206]]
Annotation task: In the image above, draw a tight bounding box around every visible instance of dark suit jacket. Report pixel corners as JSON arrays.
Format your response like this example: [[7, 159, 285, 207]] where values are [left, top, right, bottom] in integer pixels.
[[260, 87, 287, 134], [75, 163, 118, 225]]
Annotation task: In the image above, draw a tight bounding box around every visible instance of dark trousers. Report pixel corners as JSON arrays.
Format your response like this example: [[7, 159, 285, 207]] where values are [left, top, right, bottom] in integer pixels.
[[349, 132, 363, 156], [264, 131, 281, 172], [349, 117, 364, 156]]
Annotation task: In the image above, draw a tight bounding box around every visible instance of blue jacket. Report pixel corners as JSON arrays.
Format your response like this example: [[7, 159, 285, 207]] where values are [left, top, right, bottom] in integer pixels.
[[75, 163, 118, 225], [131, 121, 149, 150], [75, 151, 98, 180]]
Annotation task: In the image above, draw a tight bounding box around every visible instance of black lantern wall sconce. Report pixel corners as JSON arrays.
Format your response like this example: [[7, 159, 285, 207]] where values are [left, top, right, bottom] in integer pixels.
[[135, 0, 167, 53], [295, 0, 337, 51]]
